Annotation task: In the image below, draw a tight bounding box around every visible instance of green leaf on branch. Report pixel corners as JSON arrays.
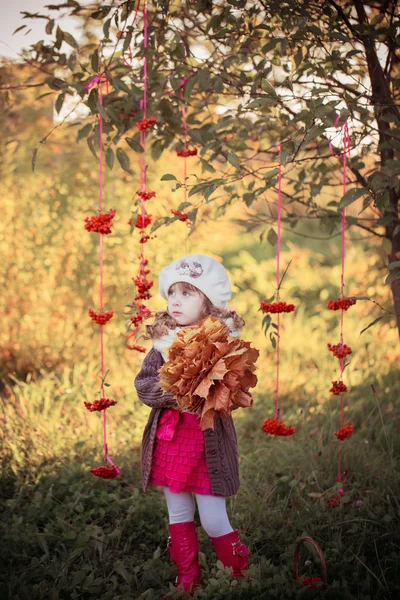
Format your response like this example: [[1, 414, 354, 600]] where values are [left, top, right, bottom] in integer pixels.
[[385, 270, 400, 285], [388, 260, 400, 270], [305, 125, 326, 143], [87, 137, 98, 160], [243, 192, 256, 207], [188, 208, 198, 225], [189, 182, 211, 197], [161, 174, 177, 181], [261, 314, 271, 335], [262, 80, 277, 97], [55, 92, 65, 114], [116, 148, 133, 173], [204, 183, 221, 201], [150, 216, 170, 234], [200, 158, 216, 173], [177, 202, 191, 211], [91, 6, 112, 19], [13, 25, 27, 35], [359, 317, 383, 336], [246, 98, 277, 109], [103, 18, 112, 39], [267, 228, 278, 246], [45, 19, 54, 35], [339, 187, 366, 208], [46, 77, 67, 91], [227, 151, 241, 169], [62, 31, 78, 48], [105, 147, 114, 170], [91, 50, 99, 73], [198, 69, 210, 90], [77, 123, 92, 142], [264, 168, 279, 180], [112, 77, 131, 93], [97, 101, 110, 122], [126, 138, 144, 153]]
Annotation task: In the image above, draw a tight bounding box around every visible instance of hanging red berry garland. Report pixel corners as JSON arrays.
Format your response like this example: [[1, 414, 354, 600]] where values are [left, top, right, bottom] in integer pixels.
[[260, 145, 296, 437], [326, 117, 354, 506], [83, 73, 120, 480], [124, 0, 158, 352]]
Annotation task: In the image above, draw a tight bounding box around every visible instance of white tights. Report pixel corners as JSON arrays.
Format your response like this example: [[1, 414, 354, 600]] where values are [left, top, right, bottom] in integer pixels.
[[163, 487, 234, 538]]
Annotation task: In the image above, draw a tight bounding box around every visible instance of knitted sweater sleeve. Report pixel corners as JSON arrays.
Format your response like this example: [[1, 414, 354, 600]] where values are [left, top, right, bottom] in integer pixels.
[[134, 347, 179, 409]]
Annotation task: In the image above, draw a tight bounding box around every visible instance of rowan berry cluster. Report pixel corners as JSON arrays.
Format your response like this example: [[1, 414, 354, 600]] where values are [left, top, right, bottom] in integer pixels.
[[135, 214, 153, 229], [84, 209, 117, 235], [126, 344, 147, 352], [171, 209, 189, 222], [330, 380, 347, 395], [136, 116, 157, 131], [327, 298, 356, 311], [296, 576, 323, 590], [133, 275, 154, 300], [326, 494, 340, 508], [84, 398, 117, 412], [261, 418, 296, 436], [89, 465, 119, 479], [334, 425, 354, 440], [137, 190, 156, 201], [327, 343, 352, 359], [175, 147, 198, 157], [139, 233, 156, 244], [130, 314, 143, 326], [88, 309, 114, 325], [260, 301, 295, 314]]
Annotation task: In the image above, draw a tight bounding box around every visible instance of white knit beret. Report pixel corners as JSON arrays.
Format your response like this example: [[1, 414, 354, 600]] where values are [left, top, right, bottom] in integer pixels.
[[158, 254, 232, 310]]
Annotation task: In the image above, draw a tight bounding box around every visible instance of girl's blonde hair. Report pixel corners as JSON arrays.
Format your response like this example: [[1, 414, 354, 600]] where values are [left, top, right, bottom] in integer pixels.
[[143, 281, 245, 340]]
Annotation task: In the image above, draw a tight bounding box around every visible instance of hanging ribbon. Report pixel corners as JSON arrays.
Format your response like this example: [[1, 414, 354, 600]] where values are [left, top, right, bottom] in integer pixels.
[[127, 0, 157, 352], [177, 78, 192, 255], [327, 116, 353, 502], [84, 72, 120, 478], [275, 144, 282, 421], [260, 146, 296, 437]]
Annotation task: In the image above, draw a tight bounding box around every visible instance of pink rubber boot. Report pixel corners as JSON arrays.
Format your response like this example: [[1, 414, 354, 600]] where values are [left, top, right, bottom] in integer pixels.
[[167, 521, 201, 594], [210, 529, 249, 578]]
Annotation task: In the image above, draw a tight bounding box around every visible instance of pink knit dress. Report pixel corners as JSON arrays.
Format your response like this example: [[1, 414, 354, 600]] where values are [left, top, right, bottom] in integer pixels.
[[149, 408, 213, 495]]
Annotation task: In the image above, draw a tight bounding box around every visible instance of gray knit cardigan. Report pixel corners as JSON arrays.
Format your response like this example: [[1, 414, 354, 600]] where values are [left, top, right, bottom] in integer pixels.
[[134, 347, 240, 497]]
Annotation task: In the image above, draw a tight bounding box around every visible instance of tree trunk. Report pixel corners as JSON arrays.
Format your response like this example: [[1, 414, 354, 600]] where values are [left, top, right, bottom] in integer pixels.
[[353, 0, 400, 337]]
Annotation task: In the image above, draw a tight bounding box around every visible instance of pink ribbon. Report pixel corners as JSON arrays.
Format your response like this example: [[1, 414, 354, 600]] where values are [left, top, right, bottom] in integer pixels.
[[180, 78, 189, 209], [86, 69, 117, 475], [156, 409, 181, 441], [274, 144, 282, 420], [329, 116, 351, 485], [85, 74, 107, 92]]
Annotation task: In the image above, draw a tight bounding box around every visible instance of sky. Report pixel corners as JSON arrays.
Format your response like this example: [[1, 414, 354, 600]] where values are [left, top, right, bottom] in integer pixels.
[[0, 0, 90, 60]]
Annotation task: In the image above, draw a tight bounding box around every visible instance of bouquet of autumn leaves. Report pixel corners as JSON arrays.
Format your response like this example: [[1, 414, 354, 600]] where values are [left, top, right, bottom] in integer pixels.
[[158, 315, 259, 430]]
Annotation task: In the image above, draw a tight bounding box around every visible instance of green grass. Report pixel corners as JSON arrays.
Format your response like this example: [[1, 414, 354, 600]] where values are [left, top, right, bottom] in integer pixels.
[[1, 363, 399, 600]]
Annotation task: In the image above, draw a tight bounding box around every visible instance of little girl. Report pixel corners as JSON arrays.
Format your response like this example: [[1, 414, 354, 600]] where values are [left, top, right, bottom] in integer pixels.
[[134, 254, 253, 594]]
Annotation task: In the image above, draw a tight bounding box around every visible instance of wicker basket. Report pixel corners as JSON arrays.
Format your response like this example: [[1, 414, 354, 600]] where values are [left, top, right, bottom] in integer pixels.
[[293, 536, 327, 584]]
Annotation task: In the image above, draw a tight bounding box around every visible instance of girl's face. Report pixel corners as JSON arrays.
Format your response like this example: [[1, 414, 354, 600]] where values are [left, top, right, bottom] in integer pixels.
[[167, 283, 205, 327]]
